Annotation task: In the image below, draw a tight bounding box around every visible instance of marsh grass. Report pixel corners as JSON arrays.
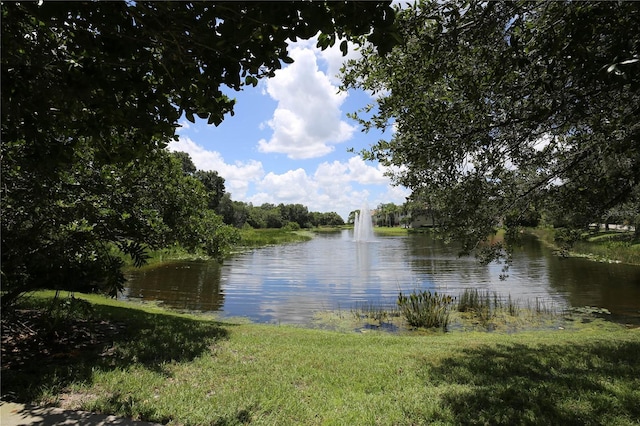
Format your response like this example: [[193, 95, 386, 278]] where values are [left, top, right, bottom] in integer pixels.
[[350, 300, 400, 324], [397, 290, 454, 330], [457, 289, 530, 328], [526, 297, 557, 316], [321, 290, 568, 334], [311, 226, 348, 233], [507, 294, 520, 316], [119, 243, 211, 270], [121, 228, 316, 270], [573, 237, 640, 265]]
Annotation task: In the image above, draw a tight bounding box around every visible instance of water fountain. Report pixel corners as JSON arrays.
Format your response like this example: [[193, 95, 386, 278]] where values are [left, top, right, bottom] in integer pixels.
[[353, 203, 374, 242]]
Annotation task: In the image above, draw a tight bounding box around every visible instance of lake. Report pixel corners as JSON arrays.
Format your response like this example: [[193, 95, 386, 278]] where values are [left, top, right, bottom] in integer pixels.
[[122, 230, 640, 325]]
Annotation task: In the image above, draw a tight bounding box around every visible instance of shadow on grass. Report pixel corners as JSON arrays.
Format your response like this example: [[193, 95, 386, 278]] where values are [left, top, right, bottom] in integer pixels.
[[418, 339, 640, 425], [1, 303, 229, 404], [0, 401, 161, 426]]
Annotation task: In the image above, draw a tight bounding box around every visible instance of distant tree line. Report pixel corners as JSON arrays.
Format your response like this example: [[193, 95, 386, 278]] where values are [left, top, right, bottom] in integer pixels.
[[216, 195, 345, 230]]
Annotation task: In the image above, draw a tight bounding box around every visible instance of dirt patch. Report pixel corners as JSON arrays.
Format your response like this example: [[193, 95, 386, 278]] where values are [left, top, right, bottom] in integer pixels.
[[57, 391, 100, 410]]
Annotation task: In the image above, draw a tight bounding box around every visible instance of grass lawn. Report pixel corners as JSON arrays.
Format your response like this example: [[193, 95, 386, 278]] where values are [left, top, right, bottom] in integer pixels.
[[237, 228, 314, 248], [2, 292, 639, 425], [373, 226, 410, 237]]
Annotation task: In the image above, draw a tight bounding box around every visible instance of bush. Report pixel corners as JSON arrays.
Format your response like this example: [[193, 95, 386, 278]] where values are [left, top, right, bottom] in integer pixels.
[[553, 228, 584, 255], [283, 221, 300, 231]]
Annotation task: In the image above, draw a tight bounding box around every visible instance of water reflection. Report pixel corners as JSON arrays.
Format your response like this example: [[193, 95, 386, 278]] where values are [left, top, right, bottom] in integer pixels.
[[123, 230, 640, 324], [544, 251, 640, 316], [124, 261, 224, 312]]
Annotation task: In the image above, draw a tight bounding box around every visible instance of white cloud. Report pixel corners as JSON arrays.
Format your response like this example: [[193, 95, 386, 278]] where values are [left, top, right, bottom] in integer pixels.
[[281, 36, 361, 85], [258, 45, 356, 159], [168, 137, 264, 199], [257, 169, 317, 201], [378, 184, 411, 206], [246, 156, 408, 219], [346, 156, 390, 185], [316, 39, 362, 85]]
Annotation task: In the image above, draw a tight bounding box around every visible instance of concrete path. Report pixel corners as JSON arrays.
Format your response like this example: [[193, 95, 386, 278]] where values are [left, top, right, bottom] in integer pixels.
[[1, 401, 163, 426]]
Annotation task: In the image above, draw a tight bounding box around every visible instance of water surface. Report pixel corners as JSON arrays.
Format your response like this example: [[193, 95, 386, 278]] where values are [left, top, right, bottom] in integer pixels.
[[123, 231, 640, 324]]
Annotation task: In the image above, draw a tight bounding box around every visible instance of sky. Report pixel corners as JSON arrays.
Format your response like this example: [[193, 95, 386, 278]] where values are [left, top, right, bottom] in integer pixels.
[[168, 37, 410, 221]]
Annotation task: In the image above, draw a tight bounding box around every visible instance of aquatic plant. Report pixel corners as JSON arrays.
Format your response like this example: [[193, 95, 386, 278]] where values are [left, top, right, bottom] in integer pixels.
[[397, 290, 454, 329], [507, 294, 520, 316], [458, 288, 481, 312], [457, 289, 528, 327], [457, 289, 495, 324], [351, 301, 399, 324]]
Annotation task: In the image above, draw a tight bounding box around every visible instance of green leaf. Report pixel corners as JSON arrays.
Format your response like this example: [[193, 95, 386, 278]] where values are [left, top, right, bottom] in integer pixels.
[[340, 40, 348, 56]]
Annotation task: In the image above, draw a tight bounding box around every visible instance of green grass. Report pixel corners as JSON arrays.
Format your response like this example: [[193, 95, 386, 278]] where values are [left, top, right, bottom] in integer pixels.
[[236, 228, 314, 248], [573, 236, 640, 265], [311, 226, 349, 233], [117, 243, 213, 271], [528, 227, 640, 265], [373, 226, 410, 236], [3, 292, 639, 425]]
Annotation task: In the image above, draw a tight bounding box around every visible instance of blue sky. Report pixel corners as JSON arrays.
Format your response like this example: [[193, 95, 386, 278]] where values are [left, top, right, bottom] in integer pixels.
[[169, 37, 410, 221]]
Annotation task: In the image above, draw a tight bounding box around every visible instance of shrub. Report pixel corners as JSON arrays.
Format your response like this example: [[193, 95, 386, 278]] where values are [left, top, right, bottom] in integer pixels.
[[283, 221, 300, 231]]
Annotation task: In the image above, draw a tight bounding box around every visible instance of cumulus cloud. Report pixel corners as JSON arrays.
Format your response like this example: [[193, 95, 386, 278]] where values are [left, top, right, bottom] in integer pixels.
[[247, 156, 408, 218], [280, 37, 361, 85], [168, 137, 264, 199], [258, 169, 317, 201], [316, 39, 362, 85], [258, 45, 356, 159], [249, 167, 350, 215], [168, 137, 408, 218]]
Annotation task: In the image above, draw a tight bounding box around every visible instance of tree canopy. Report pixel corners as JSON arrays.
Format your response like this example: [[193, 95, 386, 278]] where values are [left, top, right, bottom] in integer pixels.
[[1, 1, 397, 305], [2, 1, 398, 168], [341, 0, 640, 256]]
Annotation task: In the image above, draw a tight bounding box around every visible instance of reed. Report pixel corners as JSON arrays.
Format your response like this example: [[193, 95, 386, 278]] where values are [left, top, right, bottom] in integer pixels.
[[507, 294, 520, 316], [397, 290, 454, 330], [525, 297, 557, 317], [457, 289, 498, 325], [350, 301, 399, 324], [457, 288, 481, 312], [455, 289, 561, 329]]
